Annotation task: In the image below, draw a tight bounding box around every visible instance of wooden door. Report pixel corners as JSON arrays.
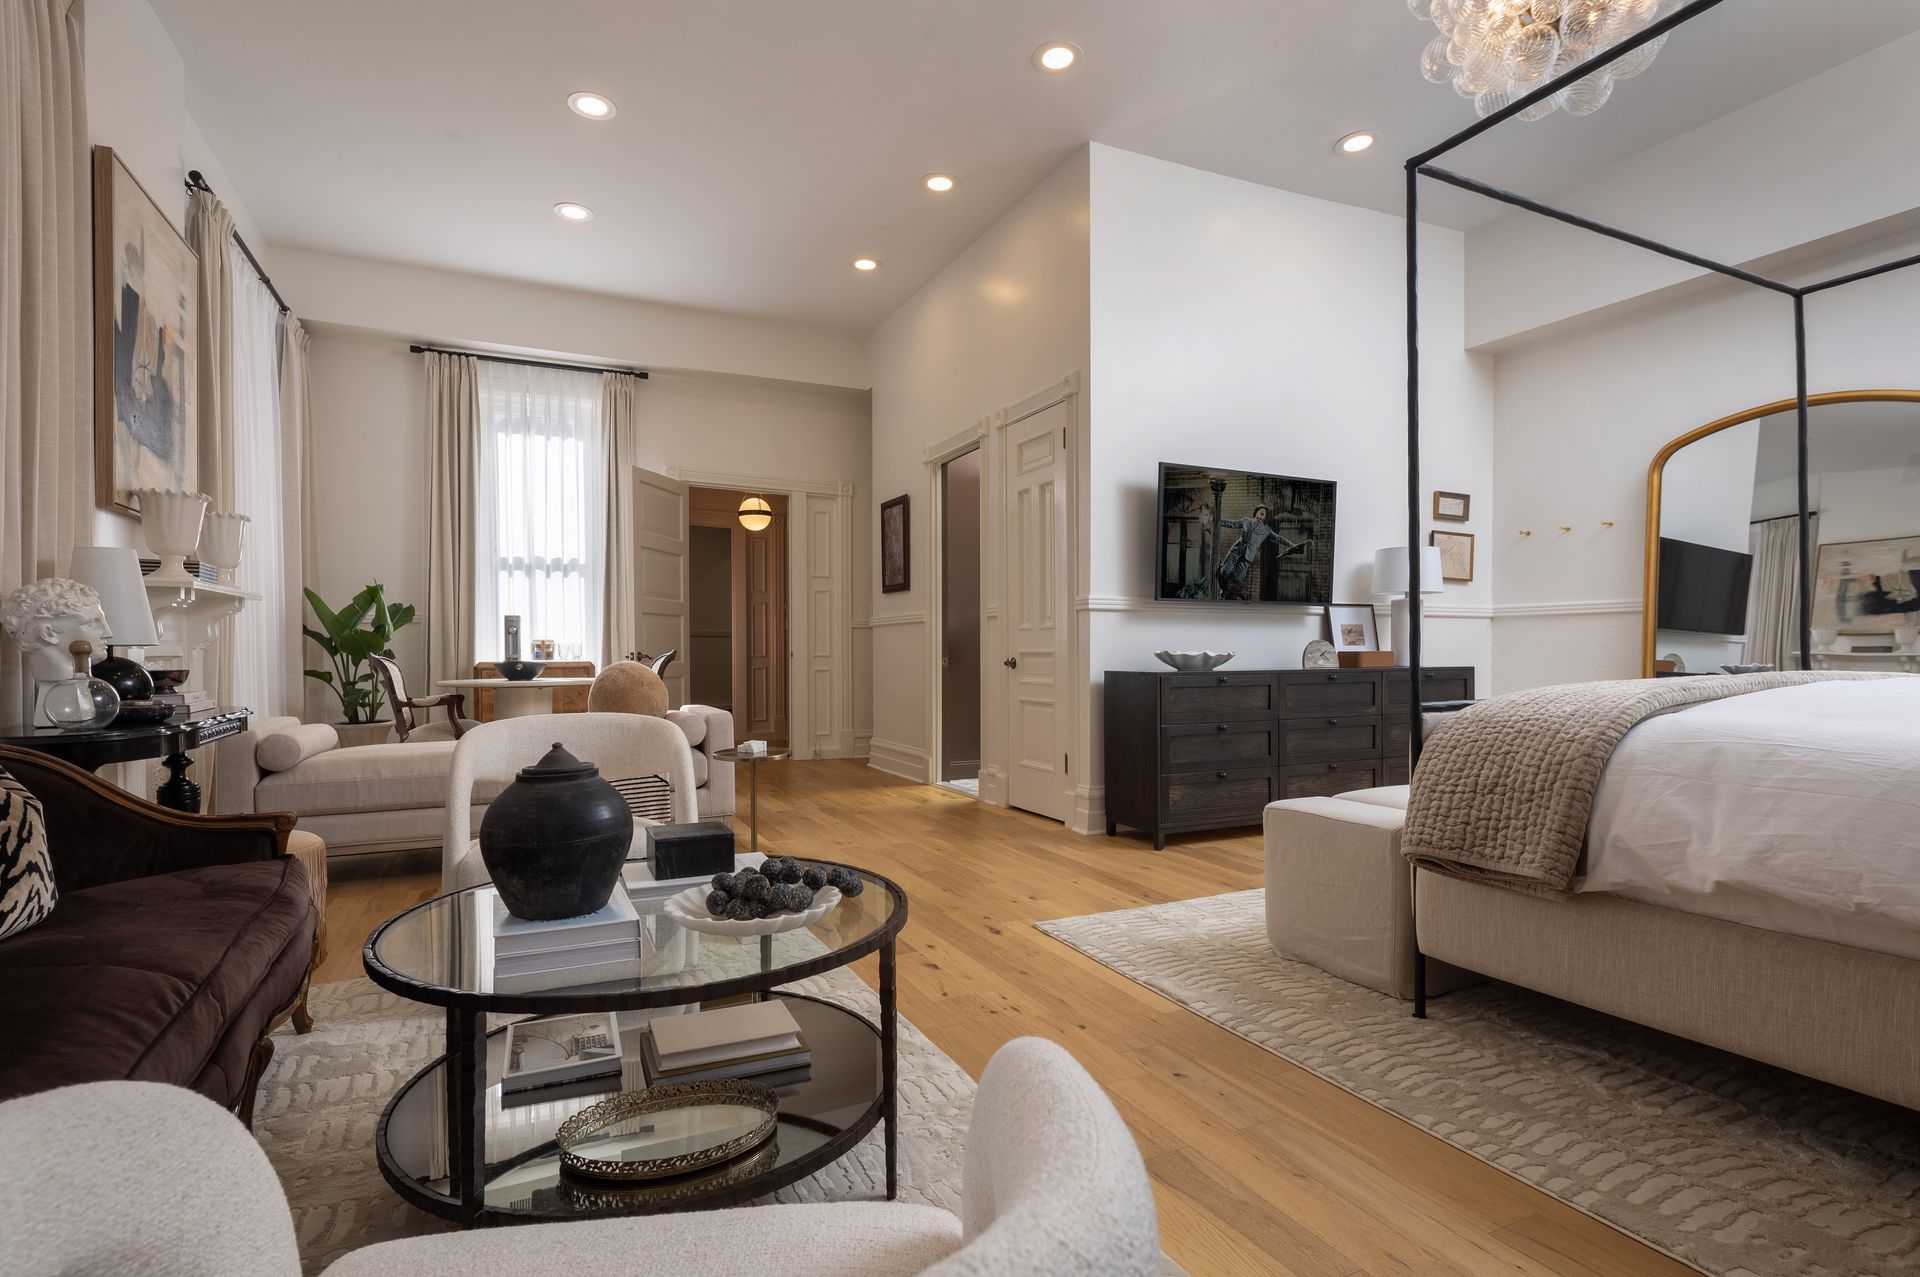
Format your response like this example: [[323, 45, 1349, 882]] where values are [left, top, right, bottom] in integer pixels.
[[1003, 399, 1071, 822], [632, 468, 689, 708], [742, 514, 787, 742]]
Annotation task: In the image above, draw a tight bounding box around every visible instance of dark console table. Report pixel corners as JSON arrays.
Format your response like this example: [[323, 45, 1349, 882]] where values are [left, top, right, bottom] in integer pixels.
[[1103, 667, 1473, 848], [0, 708, 250, 813]]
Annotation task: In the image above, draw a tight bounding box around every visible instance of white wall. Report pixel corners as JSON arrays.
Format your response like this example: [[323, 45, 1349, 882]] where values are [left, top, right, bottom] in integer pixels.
[[864, 148, 1092, 788], [1489, 228, 1920, 691], [305, 328, 872, 728], [82, 0, 271, 551]]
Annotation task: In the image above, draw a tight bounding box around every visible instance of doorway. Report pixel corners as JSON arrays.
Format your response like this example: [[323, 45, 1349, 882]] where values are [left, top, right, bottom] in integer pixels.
[[938, 448, 982, 793], [687, 487, 788, 746]]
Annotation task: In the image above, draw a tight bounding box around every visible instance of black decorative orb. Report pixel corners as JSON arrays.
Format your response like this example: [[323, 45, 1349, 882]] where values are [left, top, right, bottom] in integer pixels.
[[479, 742, 633, 920], [496, 659, 547, 682], [92, 653, 155, 703]]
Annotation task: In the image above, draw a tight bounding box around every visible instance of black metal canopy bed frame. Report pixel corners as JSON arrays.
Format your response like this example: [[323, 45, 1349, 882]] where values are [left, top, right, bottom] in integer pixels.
[[1400, 0, 1920, 1089]]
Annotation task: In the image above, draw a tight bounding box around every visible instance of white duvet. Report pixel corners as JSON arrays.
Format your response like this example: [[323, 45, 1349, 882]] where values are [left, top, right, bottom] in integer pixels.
[[1583, 677, 1920, 960]]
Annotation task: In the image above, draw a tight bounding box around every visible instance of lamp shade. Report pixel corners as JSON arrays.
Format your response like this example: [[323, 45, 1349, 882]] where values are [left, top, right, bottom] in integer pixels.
[[1371, 545, 1444, 597], [737, 495, 773, 532], [67, 546, 161, 647]]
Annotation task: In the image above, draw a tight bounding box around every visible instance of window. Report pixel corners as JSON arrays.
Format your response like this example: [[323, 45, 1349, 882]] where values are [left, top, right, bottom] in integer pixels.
[[474, 362, 606, 665]]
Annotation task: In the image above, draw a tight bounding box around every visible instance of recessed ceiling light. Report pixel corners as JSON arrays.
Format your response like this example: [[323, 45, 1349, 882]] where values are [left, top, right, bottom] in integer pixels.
[[1335, 130, 1379, 156], [922, 173, 958, 193], [554, 202, 595, 222], [567, 91, 617, 120], [852, 257, 881, 272], [1033, 41, 1080, 73]]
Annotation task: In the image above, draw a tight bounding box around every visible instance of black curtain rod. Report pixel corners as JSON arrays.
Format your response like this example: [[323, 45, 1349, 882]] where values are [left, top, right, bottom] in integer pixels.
[[184, 171, 289, 315], [408, 344, 649, 379], [1418, 164, 1797, 296]]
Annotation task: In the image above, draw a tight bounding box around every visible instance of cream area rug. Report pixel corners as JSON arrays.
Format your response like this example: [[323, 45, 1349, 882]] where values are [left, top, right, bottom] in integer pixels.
[[256, 970, 972, 1274], [1039, 890, 1920, 1277]]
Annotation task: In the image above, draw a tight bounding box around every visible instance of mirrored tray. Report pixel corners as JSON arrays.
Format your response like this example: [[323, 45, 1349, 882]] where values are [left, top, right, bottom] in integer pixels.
[[555, 1079, 778, 1182]]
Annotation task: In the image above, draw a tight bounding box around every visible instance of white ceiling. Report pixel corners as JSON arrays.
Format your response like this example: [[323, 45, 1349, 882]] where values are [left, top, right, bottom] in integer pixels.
[[150, 0, 1920, 332]]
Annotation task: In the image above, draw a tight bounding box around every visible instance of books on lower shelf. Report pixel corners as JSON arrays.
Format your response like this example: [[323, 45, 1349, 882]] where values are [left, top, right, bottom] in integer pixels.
[[639, 999, 811, 1085], [502, 1013, 624, 1094]]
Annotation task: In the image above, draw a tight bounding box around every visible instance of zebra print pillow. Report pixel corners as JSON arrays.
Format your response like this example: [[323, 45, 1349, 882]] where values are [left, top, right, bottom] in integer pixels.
[[0, 766, 55, 941], [610, 774, 674, 824]]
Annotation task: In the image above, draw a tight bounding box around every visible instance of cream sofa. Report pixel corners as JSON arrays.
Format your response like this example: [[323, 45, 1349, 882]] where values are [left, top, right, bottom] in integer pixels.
[[0, 1038, 1161, 1276], [213, 705, 736, 857]]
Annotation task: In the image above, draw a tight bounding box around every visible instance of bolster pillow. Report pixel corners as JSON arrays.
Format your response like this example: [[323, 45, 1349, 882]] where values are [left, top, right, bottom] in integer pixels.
[[256, 723, 340, 773]]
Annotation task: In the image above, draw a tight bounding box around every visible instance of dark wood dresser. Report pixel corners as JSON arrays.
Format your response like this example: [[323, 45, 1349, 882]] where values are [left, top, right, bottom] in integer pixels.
[[1103, 666, 1474, 848]]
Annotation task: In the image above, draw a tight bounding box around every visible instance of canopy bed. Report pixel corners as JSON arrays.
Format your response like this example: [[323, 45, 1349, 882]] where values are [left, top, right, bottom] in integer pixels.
[[1397, 0, 1920, 1108]]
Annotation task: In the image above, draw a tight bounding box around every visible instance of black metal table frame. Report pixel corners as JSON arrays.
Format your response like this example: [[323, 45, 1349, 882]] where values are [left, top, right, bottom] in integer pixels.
[[1400, 0, 1920, 1016], [363, 867, 907, 1226]]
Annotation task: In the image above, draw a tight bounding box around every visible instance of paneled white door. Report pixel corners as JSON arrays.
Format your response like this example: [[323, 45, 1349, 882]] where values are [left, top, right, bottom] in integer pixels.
[[633, 468, 689, 707], [1003, 399, 1071, 822]]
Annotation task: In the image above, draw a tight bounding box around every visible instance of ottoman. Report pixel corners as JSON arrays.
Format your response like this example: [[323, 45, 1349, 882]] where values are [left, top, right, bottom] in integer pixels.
[[285, 828, 328, 1033], [1263, 786, 1475, 1000]]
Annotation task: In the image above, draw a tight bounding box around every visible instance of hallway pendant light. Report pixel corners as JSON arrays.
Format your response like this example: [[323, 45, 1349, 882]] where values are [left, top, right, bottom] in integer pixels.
[[738, 495, 773, 532]]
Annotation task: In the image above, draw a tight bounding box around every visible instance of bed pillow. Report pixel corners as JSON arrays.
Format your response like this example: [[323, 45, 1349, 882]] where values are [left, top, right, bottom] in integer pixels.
[[257, 723, 340, 773], [0, 765, 56, 941]]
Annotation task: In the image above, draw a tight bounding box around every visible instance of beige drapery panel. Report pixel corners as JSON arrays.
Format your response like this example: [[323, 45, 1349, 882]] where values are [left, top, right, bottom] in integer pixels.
[[187, 188, 237, 702], [0, 0, 90, 724], [427, 351, 479, 689], [601, 372, 640, 664], [279, 317, 315, 715], [1746, 514, 1812, 670]]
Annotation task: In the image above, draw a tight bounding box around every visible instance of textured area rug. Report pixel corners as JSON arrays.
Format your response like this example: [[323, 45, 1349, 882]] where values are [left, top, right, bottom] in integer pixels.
[[257, 971, 972, 1274], [1039, 890, 1920, 1277]]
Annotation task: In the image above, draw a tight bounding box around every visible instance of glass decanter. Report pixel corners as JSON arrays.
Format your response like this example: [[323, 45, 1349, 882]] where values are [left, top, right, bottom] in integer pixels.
[[45, 640, 120, 731]]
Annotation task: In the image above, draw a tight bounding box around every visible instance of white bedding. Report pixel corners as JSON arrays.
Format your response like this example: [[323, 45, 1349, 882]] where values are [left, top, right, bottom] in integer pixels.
[[1583, 677, 1920, 960]]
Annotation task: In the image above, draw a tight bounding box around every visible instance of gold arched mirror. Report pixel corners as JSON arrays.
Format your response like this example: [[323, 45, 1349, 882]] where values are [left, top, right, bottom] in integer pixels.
[[1643, 389, 1920, 678]]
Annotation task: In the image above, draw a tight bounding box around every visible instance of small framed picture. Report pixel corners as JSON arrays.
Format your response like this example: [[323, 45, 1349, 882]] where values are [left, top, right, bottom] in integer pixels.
[[1431, 529, 1475, 582], [1432, 491, 1471, 523], [880, 494, 910, 593], [1326, 603, 1379, 653]]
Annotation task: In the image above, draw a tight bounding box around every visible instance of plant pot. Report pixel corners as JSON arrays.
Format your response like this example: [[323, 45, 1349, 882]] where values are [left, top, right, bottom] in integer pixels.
[[480, 742, 634, 920], [334, 720, 395, 748]]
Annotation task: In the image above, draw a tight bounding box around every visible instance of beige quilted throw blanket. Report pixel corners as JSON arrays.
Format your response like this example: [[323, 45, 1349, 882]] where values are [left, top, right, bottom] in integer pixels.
[[1402, 671, 1897, 896]]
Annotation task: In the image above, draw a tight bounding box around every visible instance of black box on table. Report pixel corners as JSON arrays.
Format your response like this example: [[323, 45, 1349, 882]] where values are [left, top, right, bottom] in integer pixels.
[[645, 821, 736, 880]]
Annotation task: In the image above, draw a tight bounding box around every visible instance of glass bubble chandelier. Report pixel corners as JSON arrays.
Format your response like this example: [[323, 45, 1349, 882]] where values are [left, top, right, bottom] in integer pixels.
[[1411, 0, 1679, 120]]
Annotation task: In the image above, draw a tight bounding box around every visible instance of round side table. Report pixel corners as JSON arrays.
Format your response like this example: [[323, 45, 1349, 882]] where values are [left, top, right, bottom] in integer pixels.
[[710, 746, 790, 854]]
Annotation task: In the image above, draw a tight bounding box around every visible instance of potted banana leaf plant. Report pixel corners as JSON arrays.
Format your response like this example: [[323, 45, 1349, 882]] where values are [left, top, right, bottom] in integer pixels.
[[303, 584, 417, 746]]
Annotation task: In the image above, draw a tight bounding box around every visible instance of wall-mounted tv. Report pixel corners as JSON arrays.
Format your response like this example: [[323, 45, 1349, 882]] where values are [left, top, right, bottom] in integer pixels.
[[1657, 536, 1753, 635], [1156, 463, 1337, 604]]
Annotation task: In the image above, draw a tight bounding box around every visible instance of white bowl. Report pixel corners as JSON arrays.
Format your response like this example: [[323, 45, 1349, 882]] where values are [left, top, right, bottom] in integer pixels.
[[663, 883, 841, 936], [1154, 650, 1235, 672]]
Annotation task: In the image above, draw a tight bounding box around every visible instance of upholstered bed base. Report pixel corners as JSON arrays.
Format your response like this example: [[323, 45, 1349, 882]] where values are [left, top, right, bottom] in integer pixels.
[[1415, 869, 1920, 1112]]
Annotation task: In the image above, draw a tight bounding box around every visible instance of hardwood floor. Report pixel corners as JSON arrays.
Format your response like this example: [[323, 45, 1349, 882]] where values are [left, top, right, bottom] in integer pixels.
[[321, 758, 1687, 1277]]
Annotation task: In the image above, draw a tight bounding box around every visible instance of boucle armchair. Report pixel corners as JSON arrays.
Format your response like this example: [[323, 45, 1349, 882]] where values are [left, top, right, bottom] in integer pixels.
[[0, 1039, 1160, 1276]]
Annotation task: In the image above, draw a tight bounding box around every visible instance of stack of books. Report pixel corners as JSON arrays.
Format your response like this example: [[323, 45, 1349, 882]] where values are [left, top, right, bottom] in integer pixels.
[[138, 557, 222, 585], [640, 1000, 811, 1087], [492, 893, 644, 993], [151, 687, 213, 716]]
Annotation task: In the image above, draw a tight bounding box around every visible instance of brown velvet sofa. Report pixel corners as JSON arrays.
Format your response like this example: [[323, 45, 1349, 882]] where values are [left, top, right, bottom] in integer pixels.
[[0, 746, 316, 1126]]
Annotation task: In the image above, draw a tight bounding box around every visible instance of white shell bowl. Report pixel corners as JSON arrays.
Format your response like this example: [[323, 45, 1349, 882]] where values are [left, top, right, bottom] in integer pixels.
[[663, 883, 841, 936], [1154, 650, 1235, 672]]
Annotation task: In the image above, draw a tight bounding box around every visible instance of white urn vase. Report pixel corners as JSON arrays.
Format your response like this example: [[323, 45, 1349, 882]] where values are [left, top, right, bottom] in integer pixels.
[[199, 511, 250, 585], [135, 489, 210, 587]]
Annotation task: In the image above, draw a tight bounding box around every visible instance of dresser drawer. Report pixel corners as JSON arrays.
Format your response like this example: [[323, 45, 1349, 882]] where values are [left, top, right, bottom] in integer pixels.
[[1161, 673, 1280, 723], [1163, 767, 1279, 821], [1283, 715, 1385, 764], [1280, 670, 1383, 716], [1384, 757, 1411, 787], [1161, 721, 1280, 773], [1388, 667, 1474, 714], [1386, 717, 1411, 756], [1280, 759, 1383, 800]]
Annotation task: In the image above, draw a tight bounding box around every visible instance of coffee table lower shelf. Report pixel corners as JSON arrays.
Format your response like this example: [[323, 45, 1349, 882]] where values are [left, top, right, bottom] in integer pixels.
[[375, 993, 885, 1224]]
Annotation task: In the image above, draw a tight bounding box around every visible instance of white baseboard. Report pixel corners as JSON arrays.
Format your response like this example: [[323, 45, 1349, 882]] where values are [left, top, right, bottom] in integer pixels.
[[867, 736, 930, 783], [1070, 783, 1106, 837]]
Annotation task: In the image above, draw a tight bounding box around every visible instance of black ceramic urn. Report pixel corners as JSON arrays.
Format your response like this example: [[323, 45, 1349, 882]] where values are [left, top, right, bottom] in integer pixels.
[[479, 743, 633, 920]]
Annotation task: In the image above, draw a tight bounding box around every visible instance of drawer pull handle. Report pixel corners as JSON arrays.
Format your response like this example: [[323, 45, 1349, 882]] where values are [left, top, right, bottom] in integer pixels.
[[1326, 717, 1338, 726], [1325, 673, 1338, 682], [1215, 724, 1227, 732], [1216, 771, 1228, 780], [1327, 763, 1338, 771], [1216, 676, 1229, 685]]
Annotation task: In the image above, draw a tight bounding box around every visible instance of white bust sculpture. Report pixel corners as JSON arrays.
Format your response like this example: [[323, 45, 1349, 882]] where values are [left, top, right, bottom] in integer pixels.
[[1, 577, 111, 685]]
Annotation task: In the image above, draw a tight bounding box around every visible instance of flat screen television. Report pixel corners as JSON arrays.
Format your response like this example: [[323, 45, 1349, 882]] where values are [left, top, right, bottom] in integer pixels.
[[1156, 463, 1337, 604], [1657, 536, 1753, 635]]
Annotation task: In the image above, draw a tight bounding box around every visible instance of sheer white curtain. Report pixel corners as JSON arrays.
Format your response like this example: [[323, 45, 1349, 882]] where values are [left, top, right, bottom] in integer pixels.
[[228, 244, 287, 714], [474, 362, 606, 665], [1745, 514, 1812, 670]]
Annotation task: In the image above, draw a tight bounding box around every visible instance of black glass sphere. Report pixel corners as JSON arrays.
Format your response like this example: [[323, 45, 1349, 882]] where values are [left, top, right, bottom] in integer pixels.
[[91, 653, 155, 703]]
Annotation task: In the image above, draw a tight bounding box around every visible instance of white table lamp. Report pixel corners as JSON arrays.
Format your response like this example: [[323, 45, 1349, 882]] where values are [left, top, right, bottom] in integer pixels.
[[1372, 546, 1444, 665], [67, 546, 160, 652]]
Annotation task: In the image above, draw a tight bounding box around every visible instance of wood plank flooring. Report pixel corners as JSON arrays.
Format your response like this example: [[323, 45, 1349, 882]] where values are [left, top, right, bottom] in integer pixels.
[[320, 759, 1688, 1277]]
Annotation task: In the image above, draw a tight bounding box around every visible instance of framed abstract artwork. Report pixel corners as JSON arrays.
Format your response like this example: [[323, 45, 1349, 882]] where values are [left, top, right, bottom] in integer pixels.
[[1326, 603, 1378, 652], [1812, 535, 1920, 636], [1431, 529, 1476, 582], [1432, 491, 1471, 522], [880, 494, 910, 593], [92, 146, 199, 514]]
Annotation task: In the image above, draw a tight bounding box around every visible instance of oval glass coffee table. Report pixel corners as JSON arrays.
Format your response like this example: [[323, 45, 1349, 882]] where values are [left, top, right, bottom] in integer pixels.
[[363, 862, 906, 1225]]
